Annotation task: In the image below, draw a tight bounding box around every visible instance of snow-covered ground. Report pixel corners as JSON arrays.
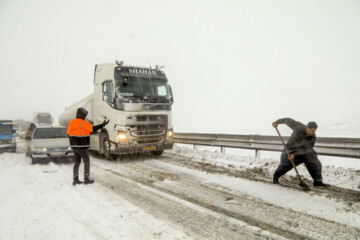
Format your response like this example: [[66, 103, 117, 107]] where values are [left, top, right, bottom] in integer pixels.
[[0, 151, 190, 240], [1, 140, 359, 239], [173, 144, 360, 190]]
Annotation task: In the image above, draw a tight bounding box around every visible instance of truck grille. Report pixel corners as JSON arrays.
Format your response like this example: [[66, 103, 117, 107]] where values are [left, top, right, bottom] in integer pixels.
[[126, 115, 168, 145], [135, 115, 166, 123], [129, 125, 166, 145]]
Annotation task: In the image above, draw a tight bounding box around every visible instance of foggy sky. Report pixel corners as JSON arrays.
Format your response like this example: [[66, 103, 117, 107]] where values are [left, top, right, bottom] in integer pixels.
[[1, 0, 359, 134]]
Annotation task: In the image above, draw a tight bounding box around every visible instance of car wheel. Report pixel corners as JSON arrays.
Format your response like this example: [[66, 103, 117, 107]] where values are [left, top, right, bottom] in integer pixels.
[[30, 155, 36, 164]]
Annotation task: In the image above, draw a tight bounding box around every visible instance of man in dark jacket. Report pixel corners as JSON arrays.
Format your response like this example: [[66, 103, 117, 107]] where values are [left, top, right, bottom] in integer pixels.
[[67, 107, 109, 185], [272, 118, 329, 187]]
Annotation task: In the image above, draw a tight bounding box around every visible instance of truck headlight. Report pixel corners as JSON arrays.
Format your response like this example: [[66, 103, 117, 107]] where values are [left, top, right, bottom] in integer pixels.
[[117, 131, 128, 143], [167, 129, 174, 139], [36, 147, 47, 152]]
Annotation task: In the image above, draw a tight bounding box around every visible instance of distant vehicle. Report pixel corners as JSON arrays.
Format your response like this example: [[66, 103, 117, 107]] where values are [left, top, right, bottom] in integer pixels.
[[0, 120, 16, 152], [26, 127, 73, 164], [14, 119, 30, 138], [19, 125, 29, 139], [33, 112, 53, 127]]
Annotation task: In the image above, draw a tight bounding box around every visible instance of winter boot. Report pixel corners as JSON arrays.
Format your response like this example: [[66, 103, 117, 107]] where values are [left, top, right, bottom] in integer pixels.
[[72, 176, 83, 185], [84, 176, 94, 184], [313, 181, 329, 187], [273, 177, 279, 184]]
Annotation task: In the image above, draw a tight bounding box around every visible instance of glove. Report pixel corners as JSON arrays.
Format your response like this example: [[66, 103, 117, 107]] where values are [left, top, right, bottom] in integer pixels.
[[103, 119, 110, 126]]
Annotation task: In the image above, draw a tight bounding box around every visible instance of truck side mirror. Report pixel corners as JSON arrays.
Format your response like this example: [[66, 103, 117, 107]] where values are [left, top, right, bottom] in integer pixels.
[[169, 85, 174, 104], [102, 84, 108, 101], [102, 83, 107, 93]]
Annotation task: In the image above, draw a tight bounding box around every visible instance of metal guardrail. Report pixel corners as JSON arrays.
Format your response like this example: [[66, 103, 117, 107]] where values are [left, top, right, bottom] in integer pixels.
[[173, 133, 360, 159]]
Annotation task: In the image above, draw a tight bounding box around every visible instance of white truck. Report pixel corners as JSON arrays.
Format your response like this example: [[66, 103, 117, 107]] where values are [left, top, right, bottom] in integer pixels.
[[58, 61, 174, 159], [33, 112, 53, 127]]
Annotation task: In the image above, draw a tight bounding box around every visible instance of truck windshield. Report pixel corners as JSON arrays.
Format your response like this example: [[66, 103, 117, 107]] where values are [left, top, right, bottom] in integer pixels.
[[33, 128, 68, 139], [115, 76, 170, 99], [0, 125, 11, 134], [36, 115, 52, 124]]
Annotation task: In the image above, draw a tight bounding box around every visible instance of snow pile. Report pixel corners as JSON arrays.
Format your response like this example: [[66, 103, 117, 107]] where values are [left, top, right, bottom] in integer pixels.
[[167, 144, 360, 191]]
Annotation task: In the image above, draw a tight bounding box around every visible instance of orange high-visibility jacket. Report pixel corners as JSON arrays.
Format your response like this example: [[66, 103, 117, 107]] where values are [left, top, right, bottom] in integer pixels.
[[67, 119, 93, 136], [67, 119, 93, 147]]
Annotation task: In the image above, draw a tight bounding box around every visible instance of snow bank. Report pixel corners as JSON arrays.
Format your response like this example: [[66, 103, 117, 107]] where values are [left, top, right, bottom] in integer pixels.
[[169, 144, 360, 191]]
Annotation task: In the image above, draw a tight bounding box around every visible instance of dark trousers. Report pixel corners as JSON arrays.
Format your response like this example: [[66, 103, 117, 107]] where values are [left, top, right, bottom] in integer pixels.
[[273, 149, 322, 181], [73, 148, 90, 179]]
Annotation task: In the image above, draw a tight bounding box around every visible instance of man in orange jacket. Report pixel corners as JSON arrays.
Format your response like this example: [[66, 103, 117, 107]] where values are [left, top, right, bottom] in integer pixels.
[[67, 107, 109, 185]]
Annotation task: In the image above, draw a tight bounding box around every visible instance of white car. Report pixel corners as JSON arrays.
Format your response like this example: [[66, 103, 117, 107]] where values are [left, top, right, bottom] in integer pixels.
[[26, 127, 73, 164]]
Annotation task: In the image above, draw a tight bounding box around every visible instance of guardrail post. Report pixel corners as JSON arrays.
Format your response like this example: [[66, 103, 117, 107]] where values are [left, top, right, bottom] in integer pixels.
[[221, 147, 225, 154], [255, 149, 261, 158]]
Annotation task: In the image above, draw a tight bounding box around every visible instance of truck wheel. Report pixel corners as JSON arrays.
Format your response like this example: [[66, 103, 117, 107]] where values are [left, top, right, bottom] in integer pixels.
[[101, 135, 113, 160], [151, 150, 164, 157]]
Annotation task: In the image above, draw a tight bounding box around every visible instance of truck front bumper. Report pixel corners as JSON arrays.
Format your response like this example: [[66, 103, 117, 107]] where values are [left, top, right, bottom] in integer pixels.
[[110, 142, 174, 154]]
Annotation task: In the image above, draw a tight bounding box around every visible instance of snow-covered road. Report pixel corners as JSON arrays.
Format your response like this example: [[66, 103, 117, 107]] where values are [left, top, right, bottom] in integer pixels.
[[0, 151, 193, 240], [1, 141, 360, 239]]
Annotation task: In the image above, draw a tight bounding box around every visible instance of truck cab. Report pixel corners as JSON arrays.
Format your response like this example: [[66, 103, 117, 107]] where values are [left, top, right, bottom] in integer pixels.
[[93, 63, 174, 158], [0, 120, 17, 152], [59, 61, 175, 159]]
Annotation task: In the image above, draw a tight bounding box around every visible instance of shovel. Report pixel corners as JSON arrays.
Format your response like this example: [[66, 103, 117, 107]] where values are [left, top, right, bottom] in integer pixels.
[[275, 127, 311, 192]]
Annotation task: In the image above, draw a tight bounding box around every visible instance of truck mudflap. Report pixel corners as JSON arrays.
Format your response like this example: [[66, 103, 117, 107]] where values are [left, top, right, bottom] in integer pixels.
[[110, 142, 174, 154]]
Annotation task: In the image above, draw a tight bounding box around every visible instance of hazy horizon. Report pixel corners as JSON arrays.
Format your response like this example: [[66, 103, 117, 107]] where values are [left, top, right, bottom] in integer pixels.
[[1, 0, 359, 135]]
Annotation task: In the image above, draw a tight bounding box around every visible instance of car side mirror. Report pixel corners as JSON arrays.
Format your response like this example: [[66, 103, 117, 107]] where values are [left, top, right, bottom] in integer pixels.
[[25, 136, 31, 140]]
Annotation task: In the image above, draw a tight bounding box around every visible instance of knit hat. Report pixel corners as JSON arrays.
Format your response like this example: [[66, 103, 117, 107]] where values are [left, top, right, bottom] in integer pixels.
[[307, 121, 318, 129]]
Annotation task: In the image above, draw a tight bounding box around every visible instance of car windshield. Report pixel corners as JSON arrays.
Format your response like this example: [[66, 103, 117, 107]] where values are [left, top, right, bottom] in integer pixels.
[[0, 125, 11, 134], [115, 76, 170, 99], [33, 128, 68, 139]]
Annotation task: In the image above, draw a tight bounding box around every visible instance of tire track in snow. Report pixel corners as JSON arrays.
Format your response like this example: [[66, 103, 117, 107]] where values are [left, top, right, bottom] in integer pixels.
[[92, 161, 304, 240]]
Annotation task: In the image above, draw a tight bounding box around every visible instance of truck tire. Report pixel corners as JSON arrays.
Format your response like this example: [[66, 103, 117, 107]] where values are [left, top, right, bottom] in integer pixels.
[[101, 134, 114, 160], [151, 150, 164, 157]]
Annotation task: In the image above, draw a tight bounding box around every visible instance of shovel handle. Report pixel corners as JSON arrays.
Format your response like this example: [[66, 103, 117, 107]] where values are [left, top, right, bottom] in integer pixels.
[[275, 127, 291, 157], [275, 127, 303, 182]]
